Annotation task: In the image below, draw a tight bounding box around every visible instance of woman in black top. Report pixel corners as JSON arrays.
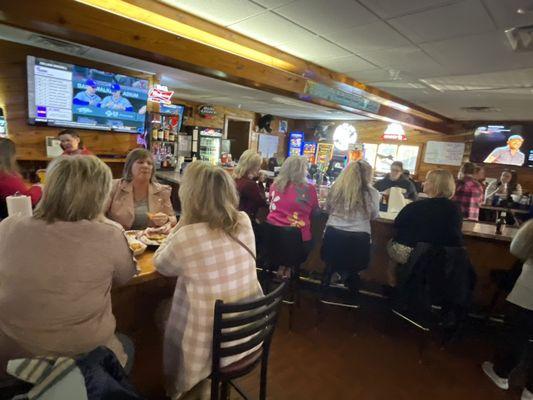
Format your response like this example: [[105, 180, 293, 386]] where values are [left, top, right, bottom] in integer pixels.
[[388, 170, 463, 267]]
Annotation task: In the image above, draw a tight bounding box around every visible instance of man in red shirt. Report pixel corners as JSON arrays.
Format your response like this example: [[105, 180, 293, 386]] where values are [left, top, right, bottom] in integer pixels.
[[58, 129, 92, 156], [453, 162, 484, 221]]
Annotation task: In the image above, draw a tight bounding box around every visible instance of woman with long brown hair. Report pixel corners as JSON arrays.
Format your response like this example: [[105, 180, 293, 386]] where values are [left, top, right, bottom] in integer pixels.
[[154, 161, 262, 400], [0, 138, 42, 219]]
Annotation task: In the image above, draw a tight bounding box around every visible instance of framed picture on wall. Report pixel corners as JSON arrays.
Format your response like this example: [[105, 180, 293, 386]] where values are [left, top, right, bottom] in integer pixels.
[[279, 120, 288, 133]]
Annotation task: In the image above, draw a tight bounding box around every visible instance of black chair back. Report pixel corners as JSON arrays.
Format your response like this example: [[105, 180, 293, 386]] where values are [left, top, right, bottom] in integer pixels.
[[211, 282, 286, 400], [262, 223, 305, 268]]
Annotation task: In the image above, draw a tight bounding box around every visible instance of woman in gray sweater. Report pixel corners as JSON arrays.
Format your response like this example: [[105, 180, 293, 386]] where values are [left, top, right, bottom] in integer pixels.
[[482, 219, 533, 400]]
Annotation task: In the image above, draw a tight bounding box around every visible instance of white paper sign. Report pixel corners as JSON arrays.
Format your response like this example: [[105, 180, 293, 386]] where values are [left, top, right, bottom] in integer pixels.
[[258, 134, 279, 159], [424, 141, 465, 166]]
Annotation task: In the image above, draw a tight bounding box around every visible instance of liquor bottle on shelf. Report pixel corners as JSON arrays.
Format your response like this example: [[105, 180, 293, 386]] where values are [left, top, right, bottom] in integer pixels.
[[169, 129, 175, 142], [164, 128, 170, 141], [157, 129, 164, 141]]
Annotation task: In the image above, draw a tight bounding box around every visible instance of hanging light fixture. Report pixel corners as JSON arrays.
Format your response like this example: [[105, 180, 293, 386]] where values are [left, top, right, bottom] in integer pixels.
[[382, 122, 406, 141]]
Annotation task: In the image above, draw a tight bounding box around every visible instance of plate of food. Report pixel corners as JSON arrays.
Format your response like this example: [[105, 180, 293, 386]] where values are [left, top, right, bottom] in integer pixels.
[[137, 226, 170, 247], [124, 230, 148, 256]]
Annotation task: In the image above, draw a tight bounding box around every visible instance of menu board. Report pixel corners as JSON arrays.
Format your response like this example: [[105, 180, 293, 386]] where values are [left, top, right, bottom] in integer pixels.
[[424, 141, 465, 166]]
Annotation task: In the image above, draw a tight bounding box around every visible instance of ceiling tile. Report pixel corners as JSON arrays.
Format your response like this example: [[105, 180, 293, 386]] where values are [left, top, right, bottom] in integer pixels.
[[314, 54, 376, 72], [389, 0, 496, 44], [160, 0, 266, 26], [359, 46, 450, 78], [346, 68, 404, 83], [482, 0, 533, 29], [420, 30, 533, 75], [228, 11, 313, 47], [420, 67, 533, 91], [358, 0, 453, 19], [274, 0, 378, 35], [278, 34, 350, 59], [252, 0, 298, 9], [324, 20, 412, 53]]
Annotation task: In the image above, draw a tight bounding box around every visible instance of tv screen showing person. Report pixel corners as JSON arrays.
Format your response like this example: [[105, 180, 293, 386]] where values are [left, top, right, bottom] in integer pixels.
[[72, 79, 101, 107], [101, 84, 134, 112], [484, 135, 525, 166]]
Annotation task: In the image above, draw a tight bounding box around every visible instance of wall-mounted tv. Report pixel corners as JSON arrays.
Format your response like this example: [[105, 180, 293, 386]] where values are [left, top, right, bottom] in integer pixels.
[[27, 56, 149, 134], [470, 124, 533, 168]]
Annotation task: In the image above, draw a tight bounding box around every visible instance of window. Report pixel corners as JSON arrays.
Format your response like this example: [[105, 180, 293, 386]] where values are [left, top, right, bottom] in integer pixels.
[[375, 143, 398, 173], [363, 142, 420, 173], [363, 143, 378, 166], [396, 145, 419, 173]]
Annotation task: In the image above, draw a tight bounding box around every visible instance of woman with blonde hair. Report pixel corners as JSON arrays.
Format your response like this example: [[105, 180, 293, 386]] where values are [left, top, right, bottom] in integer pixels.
[[321, 160, 380, 297], [154, 161, 262, 400], [0, 156, 137, 377], [0, 138, 42, 219], [388, 169, 464, 267], [233, 149, 267, 220], [107, 148, 177, 230], [267, 155, 318, 250]]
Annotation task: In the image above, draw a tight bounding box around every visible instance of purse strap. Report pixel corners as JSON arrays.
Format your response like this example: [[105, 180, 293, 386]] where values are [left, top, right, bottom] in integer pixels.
[[227, 232, 256, 263]]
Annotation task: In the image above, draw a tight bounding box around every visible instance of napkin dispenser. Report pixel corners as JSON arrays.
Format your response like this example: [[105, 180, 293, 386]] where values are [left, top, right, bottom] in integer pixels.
[[388, 187, 406, 213], [6, 193, 33, 217]]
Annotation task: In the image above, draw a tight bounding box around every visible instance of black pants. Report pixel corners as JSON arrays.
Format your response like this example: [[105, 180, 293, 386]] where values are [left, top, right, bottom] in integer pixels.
[[321, 227, 371, 294], [494, 302, 533, 391]]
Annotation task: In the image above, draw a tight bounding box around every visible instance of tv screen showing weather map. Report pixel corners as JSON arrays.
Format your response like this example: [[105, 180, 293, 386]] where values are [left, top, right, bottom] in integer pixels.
[[27, 56, 148, 133], [470, 124, 533, 168]]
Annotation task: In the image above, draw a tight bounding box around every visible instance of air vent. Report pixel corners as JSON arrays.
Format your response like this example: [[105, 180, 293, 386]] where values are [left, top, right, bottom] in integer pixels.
[[28, 34, 88, 55], [505, 25, 533, 52], [460, 106, 501, 113]]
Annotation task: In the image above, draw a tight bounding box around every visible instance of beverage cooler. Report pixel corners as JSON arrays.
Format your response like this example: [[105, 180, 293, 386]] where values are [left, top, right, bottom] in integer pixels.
[[199, 129, 222, 164], [288, 131, 304, 157]]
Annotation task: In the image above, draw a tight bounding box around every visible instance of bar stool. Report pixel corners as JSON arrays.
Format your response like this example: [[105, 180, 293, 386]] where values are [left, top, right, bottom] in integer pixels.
[[262, 223, 307, 330], [317, 227, 371, 327], [391, 243, 476, 363]]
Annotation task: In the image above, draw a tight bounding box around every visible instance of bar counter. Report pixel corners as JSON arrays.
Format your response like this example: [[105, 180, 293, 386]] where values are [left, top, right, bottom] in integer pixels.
[[302, 211, 519, 306]]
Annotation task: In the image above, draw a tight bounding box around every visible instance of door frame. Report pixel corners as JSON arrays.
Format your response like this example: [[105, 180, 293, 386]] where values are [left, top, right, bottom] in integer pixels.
[[224, 115, 254, 150]]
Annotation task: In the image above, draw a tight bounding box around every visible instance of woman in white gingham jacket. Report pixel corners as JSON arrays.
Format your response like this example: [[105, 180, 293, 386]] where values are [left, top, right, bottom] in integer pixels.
[[154, 161, 263, 399]]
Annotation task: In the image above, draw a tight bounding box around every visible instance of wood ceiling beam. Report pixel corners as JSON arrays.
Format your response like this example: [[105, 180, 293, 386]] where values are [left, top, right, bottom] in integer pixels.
[[0, 0, 465, 133]]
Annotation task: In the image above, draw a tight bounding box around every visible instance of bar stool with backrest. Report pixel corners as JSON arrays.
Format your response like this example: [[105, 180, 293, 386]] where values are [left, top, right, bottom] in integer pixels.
[[262, 223, 307, 329], [210, 282, 286, 400], [390, 242, 477, 362]]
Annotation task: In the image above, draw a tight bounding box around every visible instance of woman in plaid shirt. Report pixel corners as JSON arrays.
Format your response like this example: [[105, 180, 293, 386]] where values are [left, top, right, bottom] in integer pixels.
[[453, 162, 484, 221], [154, 161, 263, 399]]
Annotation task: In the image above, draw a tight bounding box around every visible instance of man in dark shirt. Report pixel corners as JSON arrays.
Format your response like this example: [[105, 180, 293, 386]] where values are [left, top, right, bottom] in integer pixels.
[[374, 161, 417, 200]]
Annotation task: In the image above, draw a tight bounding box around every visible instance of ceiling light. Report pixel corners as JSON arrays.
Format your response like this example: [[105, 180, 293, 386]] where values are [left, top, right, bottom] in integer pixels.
[[382, 123, 406, 141], [75, 0, 295, 71]]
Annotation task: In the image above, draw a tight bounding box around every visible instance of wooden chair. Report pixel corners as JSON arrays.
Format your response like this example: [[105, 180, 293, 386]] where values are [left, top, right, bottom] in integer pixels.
[[210, 282, 286, 400]]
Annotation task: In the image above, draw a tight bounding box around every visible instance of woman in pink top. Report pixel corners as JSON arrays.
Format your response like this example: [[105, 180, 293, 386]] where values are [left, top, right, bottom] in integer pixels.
[[267, 155, 318, 256]]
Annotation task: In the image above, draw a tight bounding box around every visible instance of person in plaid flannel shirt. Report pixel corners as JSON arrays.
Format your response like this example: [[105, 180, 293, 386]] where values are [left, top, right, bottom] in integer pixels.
[[453, 162, 484, 221]]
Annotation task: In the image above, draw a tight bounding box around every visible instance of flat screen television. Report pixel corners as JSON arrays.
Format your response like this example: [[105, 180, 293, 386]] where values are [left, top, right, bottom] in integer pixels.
[[27, 56, 149, 134], [470, 124, 533, 168]]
